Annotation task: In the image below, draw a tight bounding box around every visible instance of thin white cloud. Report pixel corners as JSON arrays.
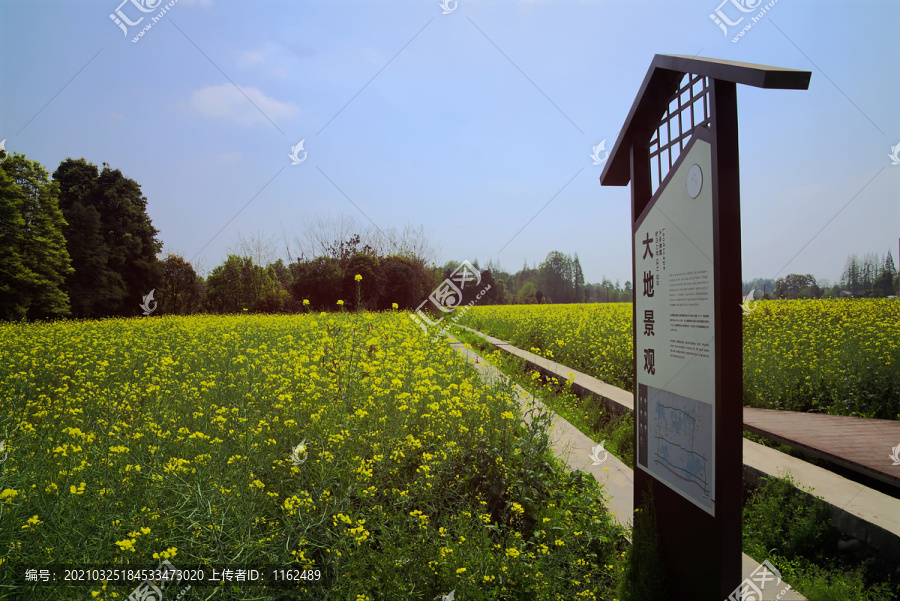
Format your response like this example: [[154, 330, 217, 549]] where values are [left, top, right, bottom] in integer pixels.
[[237, 41, 313, 80], [216, 151, 242, 164], [237, 50, 266, 69], [179, 83, 298, 126]]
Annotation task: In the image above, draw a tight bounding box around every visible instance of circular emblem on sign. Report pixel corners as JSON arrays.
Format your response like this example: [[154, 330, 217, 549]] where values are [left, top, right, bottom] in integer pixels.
[[687, 164, 703, 198]]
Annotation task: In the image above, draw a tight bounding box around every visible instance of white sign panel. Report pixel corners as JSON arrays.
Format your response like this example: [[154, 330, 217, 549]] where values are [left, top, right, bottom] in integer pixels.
[[634, 135, 716, 515]]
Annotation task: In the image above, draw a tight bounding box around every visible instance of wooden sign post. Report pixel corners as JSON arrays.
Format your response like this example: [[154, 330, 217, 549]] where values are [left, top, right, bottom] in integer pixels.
[[600, 55, 810, 600]]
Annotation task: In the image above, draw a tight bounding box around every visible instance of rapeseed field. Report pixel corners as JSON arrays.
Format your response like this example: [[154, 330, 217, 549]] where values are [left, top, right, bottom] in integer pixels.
[[0, 313, 626, 600], [459, 300, 900, 419]]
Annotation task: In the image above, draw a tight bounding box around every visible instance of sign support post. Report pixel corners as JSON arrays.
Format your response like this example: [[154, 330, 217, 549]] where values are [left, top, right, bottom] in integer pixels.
[[601, 55, 810, 600]]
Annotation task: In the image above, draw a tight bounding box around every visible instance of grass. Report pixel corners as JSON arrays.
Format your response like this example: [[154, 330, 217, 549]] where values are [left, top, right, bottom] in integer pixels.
[[0, 313, 629, 600], [743, 474, 898, 601]]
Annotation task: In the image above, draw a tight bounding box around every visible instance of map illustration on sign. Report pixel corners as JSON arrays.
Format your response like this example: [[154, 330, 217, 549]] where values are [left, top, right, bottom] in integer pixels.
[[642, 385, 712, 506], [634, 132, 716, 515]]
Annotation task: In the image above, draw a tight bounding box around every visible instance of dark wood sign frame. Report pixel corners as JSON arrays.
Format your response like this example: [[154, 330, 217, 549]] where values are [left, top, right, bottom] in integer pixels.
[[600, 54, 810, 600]]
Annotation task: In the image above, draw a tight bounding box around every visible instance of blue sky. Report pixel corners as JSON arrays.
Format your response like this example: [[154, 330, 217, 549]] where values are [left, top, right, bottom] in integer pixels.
[[1, 0, 897, 285]]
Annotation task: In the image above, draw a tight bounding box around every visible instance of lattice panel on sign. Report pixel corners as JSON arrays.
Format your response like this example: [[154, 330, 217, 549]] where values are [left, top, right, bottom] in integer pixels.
[[649, 73, 711, 195]]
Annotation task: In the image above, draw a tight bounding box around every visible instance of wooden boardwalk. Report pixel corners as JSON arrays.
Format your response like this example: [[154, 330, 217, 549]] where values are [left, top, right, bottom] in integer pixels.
[[742, 407, 900, 490]]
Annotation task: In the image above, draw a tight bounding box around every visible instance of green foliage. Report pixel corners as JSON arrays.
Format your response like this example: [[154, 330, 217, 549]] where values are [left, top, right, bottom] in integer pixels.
[[775, 557, 897, 601], [774, 274, 820, 299], [0, 161, 31, 320], [54, 158, 162, 318], [291, 256, 343, 310], [0, 154, 72, 320], [873, 268, 895, 298], [540, 251, 575, 304], [268, 258, 293, 288], [204, 254, 282, 313], [55, 174, 117, 317], [343, 253, 384, 310], [743, 474, 834, 561], [517, 281, 537, 303], [159, 254, 203, 315], [841, 251, 898, 297], [617, 488, 666, 601], [379, 255, 426, 310], [743, 474, 899, 601], [573, 253, 585, 303]]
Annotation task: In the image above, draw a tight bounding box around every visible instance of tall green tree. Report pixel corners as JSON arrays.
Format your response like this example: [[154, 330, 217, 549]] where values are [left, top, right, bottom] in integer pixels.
[[94, 164, 163, 315], [0, 164, 28, 319], [380, 255, 425, 310], [774, 274, 818, 299], [885, 250, 897, 279], [159, 254, 203, 314], [53, 159, 116, 317], [53, 158, 163, 317], [599, 277, 615, 302], [291, 256, 343, 310], [840, 254, 861, 294], [540, 251, 574, 304], [205, 255, 282, 313], [342, 253, 384, 310], [872, 250, 896, 297], [573, 253, 585, 303], [517, 281, 536, 303], [0, 154, 72, 320]]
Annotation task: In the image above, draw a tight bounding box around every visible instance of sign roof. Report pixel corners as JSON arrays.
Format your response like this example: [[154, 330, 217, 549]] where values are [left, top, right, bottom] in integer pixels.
[[600, 54, 811, 186]]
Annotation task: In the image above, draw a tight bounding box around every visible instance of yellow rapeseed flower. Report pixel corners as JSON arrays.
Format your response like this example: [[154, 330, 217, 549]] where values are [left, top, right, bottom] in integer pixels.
[[22, 515, 41, 529]]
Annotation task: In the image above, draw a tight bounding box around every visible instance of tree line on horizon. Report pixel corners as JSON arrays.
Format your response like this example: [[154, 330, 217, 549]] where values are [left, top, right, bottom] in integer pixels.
[[744, 252, 898, 301], [2, 154, 896, 321], [0, 155, 638, 320]]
